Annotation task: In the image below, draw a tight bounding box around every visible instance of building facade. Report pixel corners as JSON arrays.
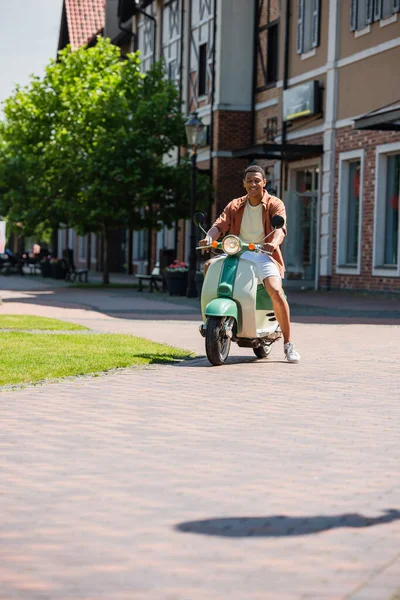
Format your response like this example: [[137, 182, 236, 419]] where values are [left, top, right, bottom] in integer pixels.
[[58, 0, 400, 291], [124, 0, 400, 291]]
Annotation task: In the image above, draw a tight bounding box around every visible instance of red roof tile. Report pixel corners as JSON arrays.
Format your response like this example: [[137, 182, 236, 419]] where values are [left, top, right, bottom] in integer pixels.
[[65, 0, 105, 50]]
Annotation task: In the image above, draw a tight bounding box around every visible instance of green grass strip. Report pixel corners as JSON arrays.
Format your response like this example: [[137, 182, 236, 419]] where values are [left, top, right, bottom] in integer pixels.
[[0, 315, 88, 331], [0, 332, 193, 386]]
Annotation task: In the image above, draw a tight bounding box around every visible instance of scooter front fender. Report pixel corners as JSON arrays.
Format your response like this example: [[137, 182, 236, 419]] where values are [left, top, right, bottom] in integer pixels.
[[204, 298, 238, 321]]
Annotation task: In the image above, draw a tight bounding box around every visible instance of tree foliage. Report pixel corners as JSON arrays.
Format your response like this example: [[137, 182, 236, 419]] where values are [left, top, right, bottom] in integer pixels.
[[0, 37, 211, 282]]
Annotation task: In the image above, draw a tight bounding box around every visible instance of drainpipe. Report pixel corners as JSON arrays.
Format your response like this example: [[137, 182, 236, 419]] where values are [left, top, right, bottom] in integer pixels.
[[118, 19, 138, 51], [280, 0, 290, 197], [250, 0, 258, 146], [209, 0, 217, 207], [173, 0, 186, 258], [135, 2, 157, 272], [117, 15, 137, 274]]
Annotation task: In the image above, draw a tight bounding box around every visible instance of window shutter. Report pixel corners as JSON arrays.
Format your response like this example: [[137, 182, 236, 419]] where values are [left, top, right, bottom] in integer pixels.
[[393, 0, 400, 13], [297, 0, 304, 54], [312, 0, 321, 47], [350, 0, 357, 30], [366, 0, 373, 22], [374, 0, 382, 20]]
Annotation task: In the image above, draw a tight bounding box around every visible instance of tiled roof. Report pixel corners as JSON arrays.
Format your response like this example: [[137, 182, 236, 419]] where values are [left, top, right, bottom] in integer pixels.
[[65, 0, 105, 50]]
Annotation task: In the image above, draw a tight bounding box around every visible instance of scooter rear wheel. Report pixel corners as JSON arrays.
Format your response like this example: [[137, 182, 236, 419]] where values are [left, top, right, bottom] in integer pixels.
[[253, 343, 272, 359], [205, 316, 232, 366]]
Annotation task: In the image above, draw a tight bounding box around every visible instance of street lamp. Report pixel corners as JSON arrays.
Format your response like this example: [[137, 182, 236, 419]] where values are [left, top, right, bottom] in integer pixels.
[[184, 111, 205, 298]]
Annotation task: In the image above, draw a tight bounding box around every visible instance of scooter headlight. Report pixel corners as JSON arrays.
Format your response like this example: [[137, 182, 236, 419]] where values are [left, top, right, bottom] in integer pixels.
[[222, 235, 242, 255]]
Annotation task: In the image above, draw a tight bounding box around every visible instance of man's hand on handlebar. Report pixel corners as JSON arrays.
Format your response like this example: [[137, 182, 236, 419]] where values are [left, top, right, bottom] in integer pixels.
[[263, 242, 277, 256], [198, 237, 212, 255]]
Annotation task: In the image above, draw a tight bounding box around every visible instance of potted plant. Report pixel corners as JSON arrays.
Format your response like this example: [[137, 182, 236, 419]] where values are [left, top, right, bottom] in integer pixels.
[[40, 257, 52, 278], [51, 258, 68, 280], [164, 260, 189, 296]]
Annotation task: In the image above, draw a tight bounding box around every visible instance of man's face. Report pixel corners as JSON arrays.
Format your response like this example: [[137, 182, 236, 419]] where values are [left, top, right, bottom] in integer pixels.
[[243, 172, 266, 198]]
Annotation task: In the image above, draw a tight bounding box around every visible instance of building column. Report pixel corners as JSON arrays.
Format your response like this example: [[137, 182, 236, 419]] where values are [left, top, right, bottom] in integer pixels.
[[320, 0, 340, 287]]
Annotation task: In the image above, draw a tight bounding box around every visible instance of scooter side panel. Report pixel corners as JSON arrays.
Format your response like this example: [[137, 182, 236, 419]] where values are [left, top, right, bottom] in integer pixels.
[[234, 260, 278, 338], [232, 259, 258, 338]]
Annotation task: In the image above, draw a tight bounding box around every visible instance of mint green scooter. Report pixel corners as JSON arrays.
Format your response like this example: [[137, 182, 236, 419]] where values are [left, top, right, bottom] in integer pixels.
[[195, 212, 284, 366]]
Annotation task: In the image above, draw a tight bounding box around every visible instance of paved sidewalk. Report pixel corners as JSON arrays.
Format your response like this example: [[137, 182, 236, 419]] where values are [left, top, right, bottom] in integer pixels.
[[0, 277, 400, 599]]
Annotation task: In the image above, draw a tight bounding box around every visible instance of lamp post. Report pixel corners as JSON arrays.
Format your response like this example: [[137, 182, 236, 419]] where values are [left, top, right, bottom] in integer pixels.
[[184, 111, 205, 298]]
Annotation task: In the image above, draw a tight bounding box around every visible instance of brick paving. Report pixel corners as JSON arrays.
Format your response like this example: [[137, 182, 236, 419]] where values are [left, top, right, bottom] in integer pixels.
[[0, 278, 400, 599]]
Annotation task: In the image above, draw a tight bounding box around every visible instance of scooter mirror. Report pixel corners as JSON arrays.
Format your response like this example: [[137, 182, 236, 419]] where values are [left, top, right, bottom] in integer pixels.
[[193, 212, 206, 227], [271, 215, 285, 229]]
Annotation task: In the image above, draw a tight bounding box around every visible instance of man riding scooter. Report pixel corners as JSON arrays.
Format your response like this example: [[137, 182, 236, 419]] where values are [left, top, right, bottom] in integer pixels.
[[199, 165, 300, 363]]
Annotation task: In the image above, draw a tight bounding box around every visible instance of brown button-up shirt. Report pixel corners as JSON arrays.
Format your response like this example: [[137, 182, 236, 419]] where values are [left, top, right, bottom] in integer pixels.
[[212, 191, 287, 278]]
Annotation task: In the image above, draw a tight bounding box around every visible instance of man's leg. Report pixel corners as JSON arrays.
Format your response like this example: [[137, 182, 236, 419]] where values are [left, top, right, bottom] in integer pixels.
[[263, 275, 291, 343], [263, 275, 300, 363]]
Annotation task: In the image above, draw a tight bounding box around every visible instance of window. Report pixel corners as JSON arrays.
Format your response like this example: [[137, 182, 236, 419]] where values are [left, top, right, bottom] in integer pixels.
[[198, 43, 208, 96], [138, 4, 156, 74], [383, 155, 399, 265], [375, 0, 400, 20], [297, 0, 321, 55], [162, 0, 181, 86], [168, 59, 177, 82], [346, 162, 361, 265], [351, 0, 399, 30], [266, 23, 279, 85], [79, 236, 87, 261], [91, 234, 97, 262], [133, 230, 148, 261], [373, 145, 400, 275], [337, 151, 364, 274]]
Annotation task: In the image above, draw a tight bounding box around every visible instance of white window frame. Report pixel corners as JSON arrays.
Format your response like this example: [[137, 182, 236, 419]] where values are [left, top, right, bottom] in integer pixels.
[[336, 150, 364, 275], [373, 142, 400, 277]]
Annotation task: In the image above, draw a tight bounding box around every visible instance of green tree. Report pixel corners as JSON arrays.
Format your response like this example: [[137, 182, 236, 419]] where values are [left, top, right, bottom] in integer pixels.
[[0, 38, 205, 283]]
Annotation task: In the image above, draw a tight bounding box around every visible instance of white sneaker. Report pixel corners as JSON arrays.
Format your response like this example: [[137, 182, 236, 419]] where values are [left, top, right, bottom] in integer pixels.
[[284, 342, 300, 363]]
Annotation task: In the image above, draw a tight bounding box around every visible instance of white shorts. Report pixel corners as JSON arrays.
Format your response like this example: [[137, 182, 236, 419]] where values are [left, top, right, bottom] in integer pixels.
[[241, 251, 281, 282]]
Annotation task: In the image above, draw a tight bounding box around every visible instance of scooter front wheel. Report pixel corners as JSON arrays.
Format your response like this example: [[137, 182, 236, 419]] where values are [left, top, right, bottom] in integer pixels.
[[205, 316, 232, 366]]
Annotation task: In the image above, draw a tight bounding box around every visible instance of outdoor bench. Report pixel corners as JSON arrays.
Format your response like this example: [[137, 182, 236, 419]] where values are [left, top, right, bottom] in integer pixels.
[[29, 263, 42, 275], [137, 264, 166, 293], [65, 267, 89, 283]]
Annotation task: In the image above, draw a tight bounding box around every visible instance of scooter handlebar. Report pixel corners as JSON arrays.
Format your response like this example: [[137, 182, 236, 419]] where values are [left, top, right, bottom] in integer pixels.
[[256, 246, 273, 256]]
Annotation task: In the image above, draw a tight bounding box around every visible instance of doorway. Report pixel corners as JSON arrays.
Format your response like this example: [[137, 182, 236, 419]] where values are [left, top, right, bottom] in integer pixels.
[[284, 165, 320, 288]]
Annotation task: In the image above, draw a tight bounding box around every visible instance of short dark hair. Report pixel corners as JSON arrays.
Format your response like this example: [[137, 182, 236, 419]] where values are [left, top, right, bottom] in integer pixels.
[[244, 165, 266, 180]]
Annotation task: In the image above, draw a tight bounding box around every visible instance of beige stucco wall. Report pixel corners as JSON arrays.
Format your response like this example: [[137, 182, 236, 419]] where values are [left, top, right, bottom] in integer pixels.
[[337, 47, 400, 120]]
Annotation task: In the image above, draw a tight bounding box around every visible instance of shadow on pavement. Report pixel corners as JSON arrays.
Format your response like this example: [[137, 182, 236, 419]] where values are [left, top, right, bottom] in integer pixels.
[[175, 509, 400, 538], [178, 355, 288, 367]]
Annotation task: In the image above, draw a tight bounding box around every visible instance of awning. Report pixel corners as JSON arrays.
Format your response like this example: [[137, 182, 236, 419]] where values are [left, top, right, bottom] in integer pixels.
[[354, 105, 400, 131], [232, 143, 323, 161]]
